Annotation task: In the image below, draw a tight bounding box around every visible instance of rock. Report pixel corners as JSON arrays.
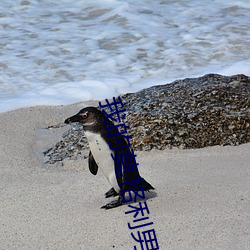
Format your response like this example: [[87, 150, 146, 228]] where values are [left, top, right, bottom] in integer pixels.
[[43, 74, 250, 164]]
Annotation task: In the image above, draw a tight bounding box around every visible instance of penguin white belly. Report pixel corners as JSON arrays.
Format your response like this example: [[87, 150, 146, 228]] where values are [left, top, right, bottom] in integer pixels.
[[85, 131, 120, 193]]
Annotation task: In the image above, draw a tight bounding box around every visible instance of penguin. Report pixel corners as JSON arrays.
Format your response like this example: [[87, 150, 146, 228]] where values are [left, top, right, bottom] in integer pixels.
[[65, 107, 154, 209]]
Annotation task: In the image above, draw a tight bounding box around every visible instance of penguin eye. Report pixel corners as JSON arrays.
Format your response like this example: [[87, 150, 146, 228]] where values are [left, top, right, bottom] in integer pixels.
[[79, 112, 88, 119]]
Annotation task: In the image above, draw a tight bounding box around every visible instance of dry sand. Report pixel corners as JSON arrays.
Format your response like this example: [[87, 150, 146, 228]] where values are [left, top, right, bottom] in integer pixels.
[[0, 103, 249, 250]]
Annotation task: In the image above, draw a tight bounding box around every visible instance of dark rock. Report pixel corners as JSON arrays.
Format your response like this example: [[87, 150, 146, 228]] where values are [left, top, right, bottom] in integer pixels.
[[43, 74, 250, 163]]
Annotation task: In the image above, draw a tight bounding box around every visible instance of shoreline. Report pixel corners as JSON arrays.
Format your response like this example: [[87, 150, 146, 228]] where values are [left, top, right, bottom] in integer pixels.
[[0, 103, 249, 249]]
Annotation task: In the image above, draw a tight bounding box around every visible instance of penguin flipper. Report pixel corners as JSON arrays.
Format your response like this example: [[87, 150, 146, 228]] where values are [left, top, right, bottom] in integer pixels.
[[105, 187, 119, 198], [88, 151, 98, 175]]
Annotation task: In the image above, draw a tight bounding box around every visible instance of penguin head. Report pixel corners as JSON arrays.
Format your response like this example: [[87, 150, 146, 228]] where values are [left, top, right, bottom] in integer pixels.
[[65, 107, 106, 129]]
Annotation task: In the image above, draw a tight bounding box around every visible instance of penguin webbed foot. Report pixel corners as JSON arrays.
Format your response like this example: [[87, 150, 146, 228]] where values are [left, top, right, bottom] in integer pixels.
[[105, 187, 119, 198], [101, 196, 122, 209]]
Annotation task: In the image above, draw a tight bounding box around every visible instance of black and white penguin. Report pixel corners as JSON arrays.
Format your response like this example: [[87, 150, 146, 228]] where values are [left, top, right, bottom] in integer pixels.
[[65, 107, 154, 209]]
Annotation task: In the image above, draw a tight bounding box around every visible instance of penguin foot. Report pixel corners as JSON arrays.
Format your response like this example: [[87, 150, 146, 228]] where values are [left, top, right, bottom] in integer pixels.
[[101, 196, 123, 209], [105, 187, 118, 198]]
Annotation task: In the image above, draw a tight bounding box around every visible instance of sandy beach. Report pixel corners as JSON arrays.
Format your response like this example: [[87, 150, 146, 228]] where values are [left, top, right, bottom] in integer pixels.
[[0, 103, 249, 250]]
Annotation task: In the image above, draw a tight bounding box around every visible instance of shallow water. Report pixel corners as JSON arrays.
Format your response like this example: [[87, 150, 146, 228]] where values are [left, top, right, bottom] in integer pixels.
[[0, 0, 250, 112]]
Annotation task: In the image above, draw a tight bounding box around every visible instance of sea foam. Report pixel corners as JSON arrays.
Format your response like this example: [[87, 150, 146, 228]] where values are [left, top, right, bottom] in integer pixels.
[[0, 0, 249, 112]]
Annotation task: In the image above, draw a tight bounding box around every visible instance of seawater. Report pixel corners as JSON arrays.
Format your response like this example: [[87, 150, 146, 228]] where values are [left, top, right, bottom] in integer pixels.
[[0, 0, 249, 112]]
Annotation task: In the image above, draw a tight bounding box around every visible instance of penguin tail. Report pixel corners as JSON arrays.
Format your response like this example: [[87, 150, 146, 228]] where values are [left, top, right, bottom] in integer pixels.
[[139, 178, 154, 191]]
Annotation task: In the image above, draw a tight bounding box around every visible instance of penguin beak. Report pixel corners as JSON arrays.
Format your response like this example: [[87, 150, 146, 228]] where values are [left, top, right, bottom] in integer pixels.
[[64, 114, 81, 124]]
